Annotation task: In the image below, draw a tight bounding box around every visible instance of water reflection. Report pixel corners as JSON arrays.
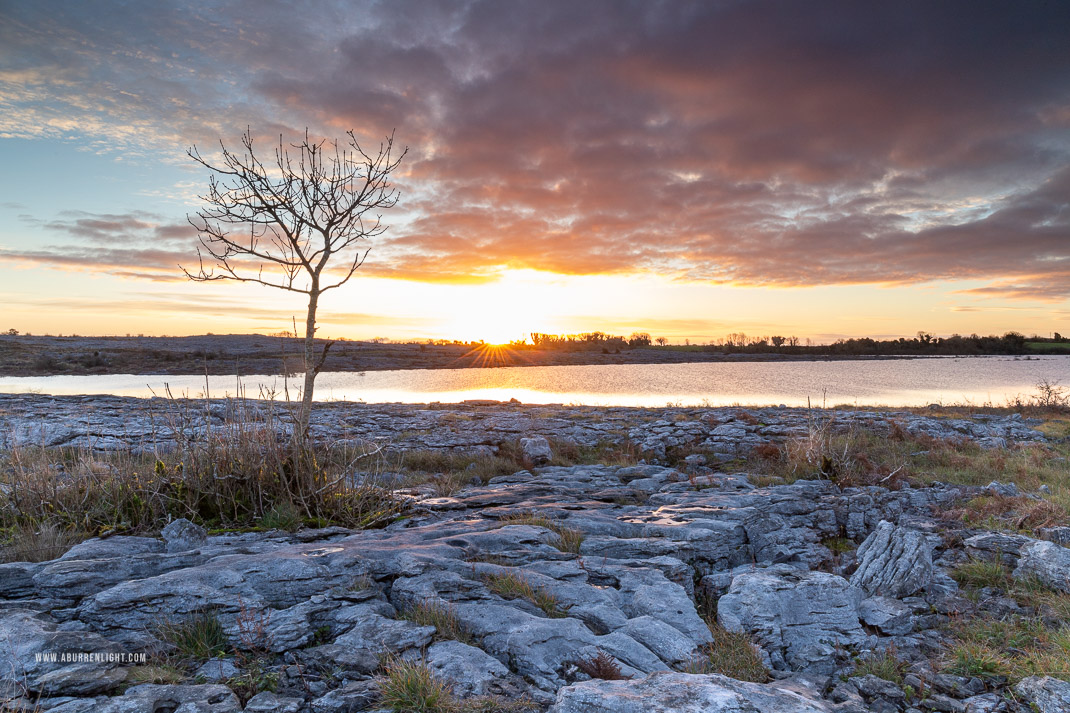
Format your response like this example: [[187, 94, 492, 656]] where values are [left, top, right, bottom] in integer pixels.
[[1, 355, 1066, 407]]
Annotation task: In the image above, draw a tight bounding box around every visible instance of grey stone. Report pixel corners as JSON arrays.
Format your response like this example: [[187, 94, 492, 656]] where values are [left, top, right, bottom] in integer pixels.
[[1014, 540, 1070, 592], [243, 691, 303, 713], [310, 681, 382, 712], [1014, 675, 1070, 713], [521, 435, 553, 464], [850, 521, 933, 597], [0, 610, 128, 696], [983, 481, 1019, 497], [850, 674, 905, 701], [717, 568, 865, 672], [162, 518, 207, 553], [549, 671, 831, 712], [963, 532, 1032, 565], [426, 640, 511, 696], [958, 693, 1004, 713], [1039, 526, 1070, 546], [917, 692, 966, 712], [193, 658, 240, 683], [858, 596, 913, 636], [96, 684, 242, 713]]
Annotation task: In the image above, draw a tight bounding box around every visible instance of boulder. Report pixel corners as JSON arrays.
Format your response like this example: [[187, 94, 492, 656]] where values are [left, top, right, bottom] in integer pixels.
[[549, 671, 831, 712], [1014, 541, 1070, 592], [850, 521, 933, 597], [858, 596, 913, 636], [521, 436, 553, 465], [426, 640, 511, 696], [717, 567, 865, 672], [161, 518, 207, 553]]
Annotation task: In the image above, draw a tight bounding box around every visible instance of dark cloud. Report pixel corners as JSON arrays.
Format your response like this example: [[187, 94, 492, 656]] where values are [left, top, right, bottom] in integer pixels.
[[2, 1, 1069, 297]]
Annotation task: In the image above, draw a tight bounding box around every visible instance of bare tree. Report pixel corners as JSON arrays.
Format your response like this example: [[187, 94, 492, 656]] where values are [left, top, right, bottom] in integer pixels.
[[183, 128, 405, 432]]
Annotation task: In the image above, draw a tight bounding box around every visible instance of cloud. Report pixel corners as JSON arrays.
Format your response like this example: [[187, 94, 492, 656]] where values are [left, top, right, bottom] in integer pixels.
[[0, 210, 196, 280], [2, 1, 1069, 298]]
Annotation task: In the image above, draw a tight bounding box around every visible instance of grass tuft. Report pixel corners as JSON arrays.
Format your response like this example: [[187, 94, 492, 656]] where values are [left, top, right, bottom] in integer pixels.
[[379, 658, 454, 712], [482, 571, 569, 618], [401, 601, 472, 644], [683, 620, 769, 682], [852, 646, 907, 684], [498, 512, 585, 554], [157, 611, 229, 661]]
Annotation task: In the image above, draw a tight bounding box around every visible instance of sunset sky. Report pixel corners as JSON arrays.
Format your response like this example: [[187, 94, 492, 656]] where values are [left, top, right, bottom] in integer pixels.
[[2, 1, 1069, 344]]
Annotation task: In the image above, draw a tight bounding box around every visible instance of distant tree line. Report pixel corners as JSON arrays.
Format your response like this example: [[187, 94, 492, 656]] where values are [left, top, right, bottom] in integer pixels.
[[514, 330, 1067, 356]]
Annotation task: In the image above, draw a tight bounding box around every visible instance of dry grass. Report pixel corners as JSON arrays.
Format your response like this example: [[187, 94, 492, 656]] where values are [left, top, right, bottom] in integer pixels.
[[0, 521, 85, 563], [742, 409, 1070, 502], [944, 494, 1068, 533], [0, 396, 403, 546], [945, 620, 1070, 683], [851, 646, 908, 684], [125, 663, 186, 686], [683, 620, 769, 682], [378, 658, 536, 712], [481, 571, 569, 618], [497, 512, 585, 554], [156, 611, 229, 661], [947, 558, 1070, 683], [401, 601, 472, 644]]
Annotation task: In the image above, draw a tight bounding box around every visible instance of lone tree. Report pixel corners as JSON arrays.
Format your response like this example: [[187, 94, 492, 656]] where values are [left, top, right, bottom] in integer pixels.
[[183, 128, 405, 432]]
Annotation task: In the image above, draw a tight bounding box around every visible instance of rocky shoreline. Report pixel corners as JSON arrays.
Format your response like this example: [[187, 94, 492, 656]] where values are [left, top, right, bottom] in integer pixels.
[[2, 398, 1069, 712], [0, 394, 1047, 456]]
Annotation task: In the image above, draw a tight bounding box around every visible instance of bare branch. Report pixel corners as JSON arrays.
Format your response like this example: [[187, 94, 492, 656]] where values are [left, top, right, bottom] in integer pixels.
[[184, 127, 405, 431]]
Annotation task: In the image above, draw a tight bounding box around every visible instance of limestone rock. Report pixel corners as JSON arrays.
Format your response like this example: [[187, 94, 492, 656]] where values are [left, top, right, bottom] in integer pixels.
[[95, 684, 242, 713], [549, 671, 831, 712], [717, 567, 865, 672], [850, 521, 933, 597], [0, 610, 128, 697], [243, 691, 303, 713], [963, 532, 1032, 566], [426, 640, 511, 696], [1014, 540, 1070, 593], [858, 596, 913, 636], [162, 518, 207, 553], [521, 435, 553, 464]]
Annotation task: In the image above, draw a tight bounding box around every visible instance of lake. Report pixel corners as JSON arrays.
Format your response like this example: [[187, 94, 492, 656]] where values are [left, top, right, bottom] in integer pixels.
[[1, 355, 1067, 407]]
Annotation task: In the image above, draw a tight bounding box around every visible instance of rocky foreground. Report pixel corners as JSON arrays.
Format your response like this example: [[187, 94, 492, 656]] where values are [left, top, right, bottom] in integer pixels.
[[2, 399, 1070, 712]]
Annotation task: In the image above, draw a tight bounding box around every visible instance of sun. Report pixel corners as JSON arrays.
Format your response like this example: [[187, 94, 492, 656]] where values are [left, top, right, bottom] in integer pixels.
[[439, 270, 563, 344]]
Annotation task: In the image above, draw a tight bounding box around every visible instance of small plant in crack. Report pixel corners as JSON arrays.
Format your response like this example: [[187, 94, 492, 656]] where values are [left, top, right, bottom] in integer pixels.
[[574, 649, 630, 680]]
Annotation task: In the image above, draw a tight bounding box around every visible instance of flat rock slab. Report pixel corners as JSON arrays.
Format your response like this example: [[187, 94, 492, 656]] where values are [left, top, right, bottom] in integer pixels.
[[549, 671, 831, 712]]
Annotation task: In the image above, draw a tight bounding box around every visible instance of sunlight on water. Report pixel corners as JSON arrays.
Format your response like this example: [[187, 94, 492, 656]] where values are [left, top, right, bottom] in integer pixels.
[[1, 356, 1067, 407]]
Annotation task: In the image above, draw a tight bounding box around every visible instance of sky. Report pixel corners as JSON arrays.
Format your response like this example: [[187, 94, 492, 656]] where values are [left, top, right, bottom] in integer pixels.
[[2, 0, 1069, 344]]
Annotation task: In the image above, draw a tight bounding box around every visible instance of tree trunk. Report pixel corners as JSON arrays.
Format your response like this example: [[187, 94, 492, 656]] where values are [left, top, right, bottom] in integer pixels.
[[299, 287, 319, 435]]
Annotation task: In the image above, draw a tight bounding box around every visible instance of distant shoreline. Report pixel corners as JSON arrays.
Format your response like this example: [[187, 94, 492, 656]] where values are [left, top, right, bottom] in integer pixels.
[[0, 333, 1050, 378]]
